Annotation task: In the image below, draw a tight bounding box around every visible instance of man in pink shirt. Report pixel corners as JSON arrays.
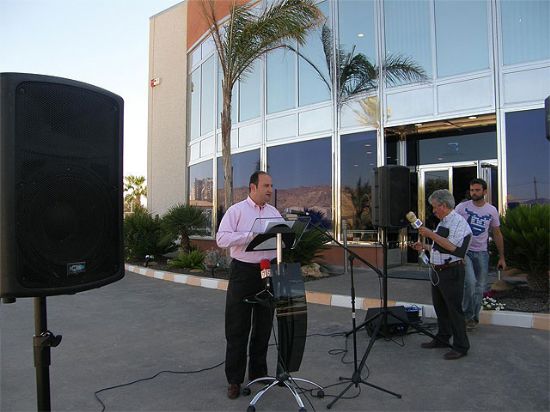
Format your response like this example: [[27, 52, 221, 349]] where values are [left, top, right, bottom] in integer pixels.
[[216, 171, 281, 399]]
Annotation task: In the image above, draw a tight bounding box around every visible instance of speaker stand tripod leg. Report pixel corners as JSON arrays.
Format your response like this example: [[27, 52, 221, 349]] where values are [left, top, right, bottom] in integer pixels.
[[327, 312, 401, 409]]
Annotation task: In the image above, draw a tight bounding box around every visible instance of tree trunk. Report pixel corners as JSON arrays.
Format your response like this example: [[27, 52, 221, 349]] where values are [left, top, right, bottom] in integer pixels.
[[181, 232, 191, 254], [221, 84, 233, 211]]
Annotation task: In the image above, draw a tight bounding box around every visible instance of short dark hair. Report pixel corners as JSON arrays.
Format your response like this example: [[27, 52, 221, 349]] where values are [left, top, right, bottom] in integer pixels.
[[469, 178, 487, 190], [249, 171, 269, 192]]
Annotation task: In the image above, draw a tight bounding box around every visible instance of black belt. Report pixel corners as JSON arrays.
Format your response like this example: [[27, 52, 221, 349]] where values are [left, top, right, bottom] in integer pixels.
[[433, 260, 463, 272]]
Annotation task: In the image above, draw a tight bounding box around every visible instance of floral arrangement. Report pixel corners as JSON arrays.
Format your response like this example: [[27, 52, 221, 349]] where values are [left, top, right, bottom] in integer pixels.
[[482, 291, 506, 311]]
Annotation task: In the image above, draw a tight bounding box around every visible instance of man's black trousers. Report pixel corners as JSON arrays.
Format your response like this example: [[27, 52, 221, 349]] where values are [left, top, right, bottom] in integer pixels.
[[225, 259, 274, 384], [431, 264, 470, 354]]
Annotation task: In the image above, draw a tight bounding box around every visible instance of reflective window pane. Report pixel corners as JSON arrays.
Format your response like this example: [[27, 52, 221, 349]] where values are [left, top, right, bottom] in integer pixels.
[[338, 0, 378, 99], [424, 170, 449, 229], [201, 37, 215, 58], [189, 160, 213, 236], [189, 46, 201, 68], [217, 65, 237, 127], [339, 0, 376, 64], [267, 138, 332, 226], [341, 131, 377, 230], [189, 68, 201, 140], [239, 60, 261, 122], [217, 150, 261, 212], [435, 0, 490, 77], [505, 109, 549, 206], [501, 0, 550, 65], [384, 0, 432, 86], [267, 48, 296, 114], [201, 56, 215, 135], [417, 130, 497, 165], [298, 1, 331, 107]]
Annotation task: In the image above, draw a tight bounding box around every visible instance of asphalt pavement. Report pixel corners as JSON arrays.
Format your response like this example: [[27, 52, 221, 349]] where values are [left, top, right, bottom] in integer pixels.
[[1, 271, 549, 412]]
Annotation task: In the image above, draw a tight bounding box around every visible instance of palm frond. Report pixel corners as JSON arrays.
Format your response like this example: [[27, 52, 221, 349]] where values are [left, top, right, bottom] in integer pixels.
[[383, 53, 427, 86]]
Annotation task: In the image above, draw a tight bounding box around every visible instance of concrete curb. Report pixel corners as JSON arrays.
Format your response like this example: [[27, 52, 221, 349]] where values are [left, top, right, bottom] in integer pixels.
[[125, 264, 550, 331]]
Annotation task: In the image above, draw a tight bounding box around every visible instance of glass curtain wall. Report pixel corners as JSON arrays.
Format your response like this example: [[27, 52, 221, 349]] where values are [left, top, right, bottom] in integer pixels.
[[186, 0, 550, 238], [189, 160, 213, 236], [267, 138, 332, 226], [383, 0, 432, 86], [216, 149, 261, 214], [434, 0, 489, 77], [338, 0, 379, 233], [340, 131, 378, 231], [500, 0, 550, 65], [298, 0, 331, 107], [505, 109, 549, 207]]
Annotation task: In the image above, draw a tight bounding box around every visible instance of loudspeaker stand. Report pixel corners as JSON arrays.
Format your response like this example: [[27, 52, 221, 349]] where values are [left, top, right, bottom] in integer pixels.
[[33, 297, 62, 412], [326, 255, 401, 409], [345, 228, 446, 345]]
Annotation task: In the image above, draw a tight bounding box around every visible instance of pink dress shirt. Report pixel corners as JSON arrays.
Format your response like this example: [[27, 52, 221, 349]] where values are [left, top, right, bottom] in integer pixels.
[[216, 196, 282, 263]]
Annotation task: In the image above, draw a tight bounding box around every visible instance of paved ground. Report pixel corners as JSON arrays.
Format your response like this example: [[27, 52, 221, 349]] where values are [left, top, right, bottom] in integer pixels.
[[1, 271, 549, 412]]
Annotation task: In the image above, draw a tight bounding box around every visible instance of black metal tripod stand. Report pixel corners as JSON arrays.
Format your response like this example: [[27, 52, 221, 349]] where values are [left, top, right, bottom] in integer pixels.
[[312, 225, 448, 409], [344, 229, 443, 341], [33, 297, 62, 412]]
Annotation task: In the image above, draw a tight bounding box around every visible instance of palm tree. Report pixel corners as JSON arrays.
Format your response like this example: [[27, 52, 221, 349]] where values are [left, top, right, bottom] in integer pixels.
[[162, 203, 208, 253], [200, 0, 322, 209], [124, 175, 147, 213]]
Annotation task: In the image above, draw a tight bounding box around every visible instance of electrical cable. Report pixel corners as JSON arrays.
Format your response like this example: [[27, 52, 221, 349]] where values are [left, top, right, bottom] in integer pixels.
[[93, 360, 224, 412]]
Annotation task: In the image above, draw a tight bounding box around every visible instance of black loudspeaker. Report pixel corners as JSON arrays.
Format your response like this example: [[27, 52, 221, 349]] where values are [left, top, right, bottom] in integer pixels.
[[371, 165, 410, 228], [0, 73, 124, 298], [365, 306, 409, 338]]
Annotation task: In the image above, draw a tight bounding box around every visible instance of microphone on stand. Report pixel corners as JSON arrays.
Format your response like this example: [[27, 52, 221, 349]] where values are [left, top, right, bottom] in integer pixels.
[[260, 259, 272, 293], [406, 211, 429, 265]]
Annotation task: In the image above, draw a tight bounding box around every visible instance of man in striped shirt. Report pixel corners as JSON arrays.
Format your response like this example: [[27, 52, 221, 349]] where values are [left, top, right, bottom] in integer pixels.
[[412, 189, 472, 360], [216, 171, 281, 399]]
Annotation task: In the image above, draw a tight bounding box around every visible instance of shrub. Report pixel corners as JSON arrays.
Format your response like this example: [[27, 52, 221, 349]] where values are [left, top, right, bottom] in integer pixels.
[[284, 227, 331, 267], [161, 203, 208, 252], [168, 249, 205, 270], [124, 208, 175, 261], [204, 248, 232, 271], [498, 204, 549, 292]]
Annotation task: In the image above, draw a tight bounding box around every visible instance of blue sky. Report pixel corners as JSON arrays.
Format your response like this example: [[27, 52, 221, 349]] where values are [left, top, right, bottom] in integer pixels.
[[0, 0, 182, 177]]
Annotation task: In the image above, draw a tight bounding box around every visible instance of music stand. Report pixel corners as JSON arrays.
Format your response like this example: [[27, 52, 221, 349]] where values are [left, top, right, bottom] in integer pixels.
[[243, 217, 324, 412]]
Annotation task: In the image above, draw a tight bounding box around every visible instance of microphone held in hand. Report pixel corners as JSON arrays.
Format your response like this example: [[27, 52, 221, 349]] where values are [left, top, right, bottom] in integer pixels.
[[406, 211, 423, 229], [406, 212, 429, 265]]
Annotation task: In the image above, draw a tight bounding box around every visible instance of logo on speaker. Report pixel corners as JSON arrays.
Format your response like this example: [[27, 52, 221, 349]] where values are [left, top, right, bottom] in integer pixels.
[[67, 262, 86, 276]]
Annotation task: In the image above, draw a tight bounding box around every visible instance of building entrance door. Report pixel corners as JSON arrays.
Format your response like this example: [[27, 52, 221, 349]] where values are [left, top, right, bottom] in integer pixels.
[[407, 160, 497, 262], [419, 161, 490, 229]]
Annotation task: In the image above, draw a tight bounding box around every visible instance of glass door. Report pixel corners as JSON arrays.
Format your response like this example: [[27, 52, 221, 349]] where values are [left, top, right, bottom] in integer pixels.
[[418, 161, 478, 229]]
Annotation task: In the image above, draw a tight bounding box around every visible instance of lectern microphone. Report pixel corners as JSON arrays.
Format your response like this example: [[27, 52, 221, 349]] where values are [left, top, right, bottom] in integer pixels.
[[260, 259, 272, 292]]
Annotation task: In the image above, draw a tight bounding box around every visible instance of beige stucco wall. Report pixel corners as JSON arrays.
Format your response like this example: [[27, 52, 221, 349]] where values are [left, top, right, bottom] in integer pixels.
[[147, 2, 188, 216]]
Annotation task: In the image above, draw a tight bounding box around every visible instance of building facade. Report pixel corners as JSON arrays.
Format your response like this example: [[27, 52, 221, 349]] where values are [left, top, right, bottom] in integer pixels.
[[148, 0, 549, 264]]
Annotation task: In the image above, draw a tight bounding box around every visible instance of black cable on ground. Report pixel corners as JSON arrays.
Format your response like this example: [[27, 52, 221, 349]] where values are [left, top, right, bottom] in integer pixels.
[[94, 360, 225, 412]]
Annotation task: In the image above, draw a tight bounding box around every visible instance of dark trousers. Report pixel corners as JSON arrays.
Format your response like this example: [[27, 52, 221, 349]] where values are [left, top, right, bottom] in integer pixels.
[[431, 265, 470, 354], [225, 259, 274, 384]]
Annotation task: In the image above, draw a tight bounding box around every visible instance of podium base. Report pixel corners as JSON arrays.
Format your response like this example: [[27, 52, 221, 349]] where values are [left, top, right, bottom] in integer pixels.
[[244, 373, 324, 412]]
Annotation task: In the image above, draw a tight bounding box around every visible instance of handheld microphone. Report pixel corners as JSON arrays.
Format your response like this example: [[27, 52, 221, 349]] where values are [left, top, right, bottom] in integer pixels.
[[260, 259, 272, 292], [406, 212, 429, 265], [406, 211, 423, 229]]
